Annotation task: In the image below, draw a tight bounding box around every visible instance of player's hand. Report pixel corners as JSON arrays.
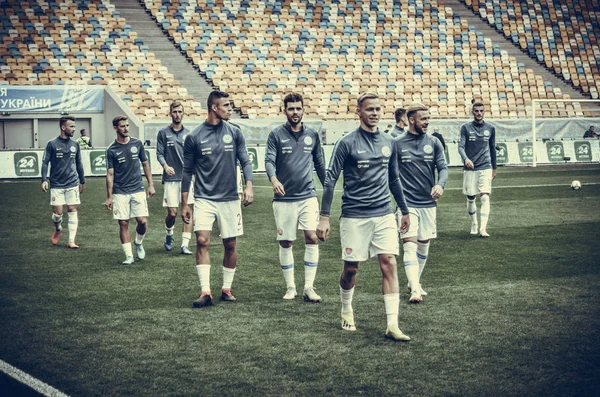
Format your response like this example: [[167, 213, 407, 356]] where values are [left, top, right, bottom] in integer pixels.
[[79, 184, 85, 194], [492, 169, 497, 180], [316, 216, 330, 241], [164, 165, 175, 176], [431, 185, 444, 199], [181, 205, 192, 224], [271, 177, 285, 196], [464, 159, 474, 169], [399, 214, 410, 234], [105, 197, 113, 211], [41, 181, 48, 192], [243, 183, 254, 207], [147, 185, 155, 198]]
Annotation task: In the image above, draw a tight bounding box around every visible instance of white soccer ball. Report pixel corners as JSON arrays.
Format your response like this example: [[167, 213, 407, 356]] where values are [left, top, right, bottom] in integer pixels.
[[571, 180, 581, 190]]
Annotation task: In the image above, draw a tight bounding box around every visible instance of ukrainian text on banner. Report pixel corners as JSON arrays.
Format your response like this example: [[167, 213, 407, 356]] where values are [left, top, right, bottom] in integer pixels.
[[0, 86, 104, 113]]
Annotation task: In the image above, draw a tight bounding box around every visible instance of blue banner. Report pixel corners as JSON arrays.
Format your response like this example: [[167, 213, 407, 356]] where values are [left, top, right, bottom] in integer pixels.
[[0, 85, 104, 112]]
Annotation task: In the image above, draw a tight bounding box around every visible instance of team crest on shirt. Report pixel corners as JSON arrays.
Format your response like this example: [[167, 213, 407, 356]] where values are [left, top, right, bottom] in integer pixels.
[[223, 134, 233, 143], [304, 136, 313, 145], [424, 144, 433, 154], [484, 130, 490, 136], [114, 209, 118, 215], [345, 247, 353, 255], [277, 228, 284, 235], [131, 146, 138, 154], [52, 196, 56, 201], [69, 146, 76, 153], [381, 146, 391, 157]]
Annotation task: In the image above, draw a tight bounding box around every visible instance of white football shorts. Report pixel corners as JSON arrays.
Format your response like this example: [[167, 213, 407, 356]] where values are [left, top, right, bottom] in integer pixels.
[[50, 186, 80, 206], [162, 180, 194, 208], [398, 206, 437, 240], [112, 191, 149, 220], [273, 197, 319, 241], [463, 169, 493, 196], [340, 214, 399, 262], [193, 198, 243, 238]]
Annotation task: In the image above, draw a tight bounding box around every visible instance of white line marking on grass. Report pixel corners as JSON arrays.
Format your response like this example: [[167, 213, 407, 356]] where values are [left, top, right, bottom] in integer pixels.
[[0, 359, 69, 397]]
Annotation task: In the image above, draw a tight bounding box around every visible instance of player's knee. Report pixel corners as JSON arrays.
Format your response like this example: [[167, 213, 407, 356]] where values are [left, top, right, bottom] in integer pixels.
[[343, 261, 359, 276], [223, 238, 236, 253], [118, 220, 129, 228], [196, 234, 210, 248], [304, 232, 318, 245], [167, 207, 178, 218], [279, 240, 292, 249]]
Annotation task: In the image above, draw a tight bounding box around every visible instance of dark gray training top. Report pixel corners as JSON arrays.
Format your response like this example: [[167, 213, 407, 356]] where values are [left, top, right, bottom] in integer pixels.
[[391, 125, 405, 138], [394, 132, 448, 208], [156, 125, 190, 183], [458, 120, 497, 171], [182, 121, 253, 201], [41, 136, 85, 189], [321, 127, 409, 218], [106, 138, 147, 194], [265, 123, 326, 201]]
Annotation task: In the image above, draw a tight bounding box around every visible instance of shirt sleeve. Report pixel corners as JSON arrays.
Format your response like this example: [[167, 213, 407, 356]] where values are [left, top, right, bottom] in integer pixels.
[[105, 147, 114, 170], [181, 133, 195, 193], [312, 132, 326, 186], [264, 131, 277, 180], [75, 145, 85, 184], [138, 142, 148, 162], [320, 139, 347, 216], [156, 130, 167, 167], [458, 124, 468, 162], [235, 129, 253, 183], [489, 126, 497, 169], [389, 142, 408, 215], [434, 138, 448, 188], [41, 141, 52, 183]]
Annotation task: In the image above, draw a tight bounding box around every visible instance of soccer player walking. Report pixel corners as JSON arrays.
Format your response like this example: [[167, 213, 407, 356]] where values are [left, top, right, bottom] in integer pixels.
[[156, 101, 194, 255], [458, 100, 497, 238], [394, 104, 448, 303], [41, 116, 85, 248], [181, 91, 254, 308], [265, 93, 326, 302], [317, 93, 411, 342], [105, 116, 155, 264]]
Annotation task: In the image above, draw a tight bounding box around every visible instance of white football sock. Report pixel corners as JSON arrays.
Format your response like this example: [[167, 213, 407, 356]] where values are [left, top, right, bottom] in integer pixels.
[[340, 286, 354, 313], [467, 199, 477, 225], [480, 194, 490, 232], [222, 266, 236, 290], [181, 232, 191, 248], [196, 264, 211, 293], [403, 242, 420, 293], [383, 293, 400, 329], [134, 232, 145, 245], [303, 244, 319, 289], [416, 241, 430, 280], [279, 246, 295, 288], [165, 225, 174, 236], [52, 213, 63, 231], [67, 211, 78, 243], [122, 243, 133, 258]]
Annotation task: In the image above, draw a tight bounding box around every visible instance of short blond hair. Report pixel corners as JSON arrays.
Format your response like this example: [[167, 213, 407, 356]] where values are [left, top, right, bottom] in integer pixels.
[[357, 92, 379, 107], [406, 103, 429, 119]]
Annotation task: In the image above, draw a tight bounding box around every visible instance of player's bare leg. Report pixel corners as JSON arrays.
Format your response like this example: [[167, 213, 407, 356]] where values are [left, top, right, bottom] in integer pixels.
[[340, 261, 358, 331], [119, 220, 134, 264], [51, 205, 64, 245], [279, 240, 297, 299], [134, 217, 147, 260], [66, 205, 79, 249], [180, 204, 193, 254], [164, 207, 177, 251], [467, 195, 478, 234], [479, 193, 490, 238], [303, 230, 321, 303], [193, 230, 213, 307], [220, 237, 237, 302], [379, 254, 410, 341]]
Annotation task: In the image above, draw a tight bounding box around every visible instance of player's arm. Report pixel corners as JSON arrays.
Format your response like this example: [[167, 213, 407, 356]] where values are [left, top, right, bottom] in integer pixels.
[[389, 143, 410, 234], [181, 133, 195, 223], [313, 132, 327, 187], [138, 144, 155, 197], [75, 145, 85, 193], [105, 167, 114, 210], [458, 125, 473, 169], [432, 139, 448, 199], [235, 130, 254, 206], [40, 141, 52, 192], [156, 130, 174, 176], [490, 126, 497, 179], [317, 139, 346, 241], [265, 131, 284, 196]]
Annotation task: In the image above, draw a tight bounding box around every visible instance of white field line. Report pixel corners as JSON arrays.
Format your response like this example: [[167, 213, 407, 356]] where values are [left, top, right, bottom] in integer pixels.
[[0, 359, 69, 397]]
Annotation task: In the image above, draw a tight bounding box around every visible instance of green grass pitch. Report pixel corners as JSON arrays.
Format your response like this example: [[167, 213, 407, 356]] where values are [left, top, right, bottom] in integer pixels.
[[1, 164, 599, 396]]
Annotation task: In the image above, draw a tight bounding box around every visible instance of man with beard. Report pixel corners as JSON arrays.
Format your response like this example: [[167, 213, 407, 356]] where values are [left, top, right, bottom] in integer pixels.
[[394, 104, 448, 304], [317, 93, 412, 342], [458, 100, 497, 238], [156, 101, 194, 255], [41, 116, 85, 248], [105, 116, 155, 264], [181, 91, 254, 308], [265, 93, 326, 302]]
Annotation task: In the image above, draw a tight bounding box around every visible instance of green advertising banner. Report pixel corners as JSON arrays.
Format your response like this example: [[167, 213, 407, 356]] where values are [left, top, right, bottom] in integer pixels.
[[495, 143, 508, 164], [518, 142, 534, 163], [546, 141, 564, 162], [89, 150, 107, 175], [14, 152, 39, 177], [574, 141, 592, 162], [247, 148, 259, 171]]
